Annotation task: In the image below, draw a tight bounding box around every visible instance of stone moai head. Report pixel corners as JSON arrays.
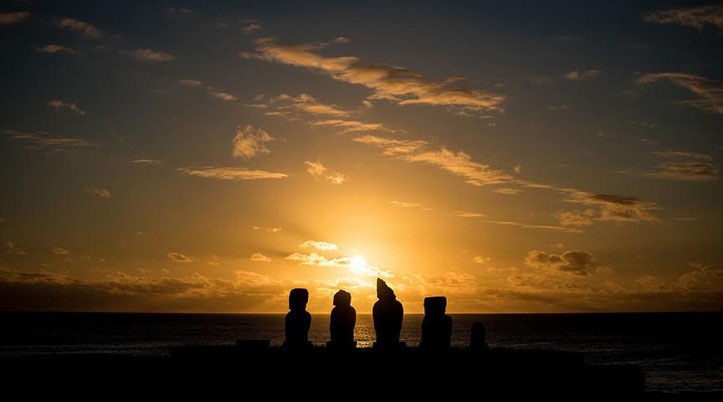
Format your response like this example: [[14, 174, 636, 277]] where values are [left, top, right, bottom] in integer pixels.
[[376, 278, 395, 301], [289, 288, 309, 311], [424, 296, 447, 316], [333, 289, 351, 307]]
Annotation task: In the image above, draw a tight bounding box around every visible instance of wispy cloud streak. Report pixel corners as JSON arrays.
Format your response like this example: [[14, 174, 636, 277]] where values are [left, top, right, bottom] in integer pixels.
[[243, 37, 504, 114], [636, 73, 723, 114], [644, 5, 723, 30], [178, 167, 287, 181]]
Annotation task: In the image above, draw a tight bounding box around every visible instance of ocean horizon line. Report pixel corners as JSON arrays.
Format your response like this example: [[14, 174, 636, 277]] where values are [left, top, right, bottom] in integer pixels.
[[2, 310, 721, 315]]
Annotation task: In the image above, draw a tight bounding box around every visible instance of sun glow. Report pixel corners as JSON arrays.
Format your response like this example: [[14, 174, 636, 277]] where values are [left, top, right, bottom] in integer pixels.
[[350, 256, 368, 273]]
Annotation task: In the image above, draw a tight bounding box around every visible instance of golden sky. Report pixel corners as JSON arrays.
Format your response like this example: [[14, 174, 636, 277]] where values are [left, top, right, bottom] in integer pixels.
[[1, 1, 722, 313]]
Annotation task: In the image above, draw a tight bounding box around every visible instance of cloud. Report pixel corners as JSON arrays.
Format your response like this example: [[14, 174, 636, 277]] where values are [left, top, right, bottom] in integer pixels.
[[0, 11, 30, 25], [312, 119, 385, 132], [232, 124, 275, 158], [389, 200, 420, 208], [494, 187, 522, 195], [455, 211, 485, 218], [304, 160, 347, 184], [207, 255, 220, 266], [353, 133, 657, 227], [304, 160, 327, 177], [284, 253, 393, 279], [0, 268, 289, 312], [243, 38, 357, 71], [286, 252, 350, 267], [523, 225, 583, 233], [487, 220, 583, 233], [643, 5, 723, 30], [178, 79, 202, 87], [562, 191, 659, 223], [405, 147, 514, 186], [2, 130, 92, 148], [327, 36, 351, 44], [645, 161, 719, 181], [351, 130, 658, 228], [674, 262, 723, 293], [473, 256, 490, 264], [525, 250, 596, 276], [208, 88, 239, 102], [263, 111, 287, 117], [294, 103, 347, 116], [55, 17, 103, 39], [130, 159, 162, 165], [252, 226, 282, 232], [474, 180, 662, 227], [299, 240, 338, 251], [36, 44, 78, 54], [352, 135, 428, 155], [243, 37, 505, 114], [644, 150, 719, 181], [652, 151, 712, 161], [325, 172, 347, 184], [250, 253, 271, 262], [167, 252, 191, 263], [635, 275, 665, 292], [557, 209, 595, 226], [340, 65, 505, 112], [4, 241, 27, 255], [563, 69, 602, 80], [268, 93, 349, 117], [402, 272, 480, 296], [51, 247, 71, 256], [2, 264, 717, 312], [2, 258, 721, 312], [635, 72, 723, 114], [47, 100, 86, 116], [86, 187, 112, 198], [123, 48, 175, 62], [177, 167, 288, 181], [242, 23, 262, 35]]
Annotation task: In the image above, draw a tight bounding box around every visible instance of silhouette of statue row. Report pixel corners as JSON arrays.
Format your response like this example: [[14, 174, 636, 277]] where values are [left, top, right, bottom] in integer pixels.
[[284, 278, 489, 351]]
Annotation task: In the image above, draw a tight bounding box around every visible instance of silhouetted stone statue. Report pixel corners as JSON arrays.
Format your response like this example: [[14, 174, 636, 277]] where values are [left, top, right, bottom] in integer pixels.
[[284, 288, 312, 349], [470, 322, 490, 352], [372, 278, 404, 349], [327, 290, 356, 349], [420, 296, 452, 350]]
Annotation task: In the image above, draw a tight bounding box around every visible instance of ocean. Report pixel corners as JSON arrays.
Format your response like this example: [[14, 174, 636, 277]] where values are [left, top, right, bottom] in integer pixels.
[[1, 311, 721, 393]]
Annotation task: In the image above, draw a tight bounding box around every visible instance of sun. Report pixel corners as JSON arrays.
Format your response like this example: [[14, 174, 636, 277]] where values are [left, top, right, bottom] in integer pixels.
[[350, 256, 367, 273]]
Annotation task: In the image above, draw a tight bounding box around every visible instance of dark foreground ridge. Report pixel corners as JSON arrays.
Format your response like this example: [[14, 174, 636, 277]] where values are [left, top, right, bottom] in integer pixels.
[[171, 281, 646, 398], [5, 281, 714, 400], [171, 342, 645, 398]]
